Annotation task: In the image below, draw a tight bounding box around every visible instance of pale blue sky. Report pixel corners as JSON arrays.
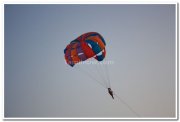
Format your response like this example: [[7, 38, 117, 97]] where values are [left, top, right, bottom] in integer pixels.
[[5, 4, 176, 118]]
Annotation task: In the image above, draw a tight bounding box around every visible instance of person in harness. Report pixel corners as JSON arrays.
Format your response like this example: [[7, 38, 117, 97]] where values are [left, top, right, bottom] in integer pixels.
[[108, 88, 114, 99]]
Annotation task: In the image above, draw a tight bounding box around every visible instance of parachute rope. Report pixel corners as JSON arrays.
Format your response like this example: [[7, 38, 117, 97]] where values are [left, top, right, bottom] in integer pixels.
[[76, 65, 107, 89], [104, 58, 111, 87], [83, 63, 108, 88], [98, 62, 109, 87], [114, 92, 141, 117], [94, 62, 109, 88]]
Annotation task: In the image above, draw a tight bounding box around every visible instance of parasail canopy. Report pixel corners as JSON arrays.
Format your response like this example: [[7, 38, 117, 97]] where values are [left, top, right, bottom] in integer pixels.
[[64, 32, 106, 67]]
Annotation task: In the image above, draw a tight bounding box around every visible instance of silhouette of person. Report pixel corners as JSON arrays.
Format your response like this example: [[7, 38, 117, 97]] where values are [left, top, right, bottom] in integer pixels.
[[108, 88, 114, 99]]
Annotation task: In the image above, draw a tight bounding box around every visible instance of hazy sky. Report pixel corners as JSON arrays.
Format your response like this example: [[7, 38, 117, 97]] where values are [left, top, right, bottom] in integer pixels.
[[5, 4, 176, 118]]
